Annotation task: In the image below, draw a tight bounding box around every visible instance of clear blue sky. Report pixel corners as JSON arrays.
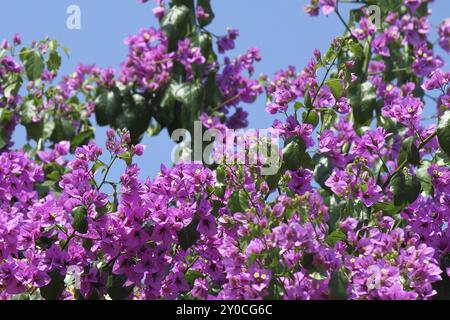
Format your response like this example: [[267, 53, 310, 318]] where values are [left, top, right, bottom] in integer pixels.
[[2, 0, 449, 180]]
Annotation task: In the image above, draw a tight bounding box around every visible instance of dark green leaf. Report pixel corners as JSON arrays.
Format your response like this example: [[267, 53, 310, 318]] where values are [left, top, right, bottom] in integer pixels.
[[0, 126, 8, 149], [95, 88, 122, 127], [177, 215, 200, 250], [329, 270, 348, 300], [70, 129, 94, 153], [40, 269, 65, 300], [107, 274, 134, 300], [161, 5, 193, 51], [71, 206, 88, 234], [349, 81, 375, 126], [373, 202, 402, 216], [325, 230, 347, 246], [437, 110, 450, 158], [170, 82, 202, 107], [398, 136, 420, 166], [391, 170, 421, 207], [197, 0, 214, 27], [282, 138, 306, 171], [416, 160, 434, 196], [265, 169, 282, 191], [50, 118, 75, 143], [313, 155, 333, 190]]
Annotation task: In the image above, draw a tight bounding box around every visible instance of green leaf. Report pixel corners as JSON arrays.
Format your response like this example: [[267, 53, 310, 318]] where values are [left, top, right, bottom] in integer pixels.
[[70, 129, 94, 153], [20, 100, 37, 124], [265, 168, 282, 191], [349, 81, 375, 126], [437, 110, 450, 158], [25, 122, 43, 142], [391, 170, 421, 207], [282, 138, 306, 171], [40, 269, 65, 300], [325, 78, 343, 99], [329, 270, 348, 300], [215, 166, 226, 184], [185, 269, 203, 286], [46, 170, 61, 181], [373, 202, 402, 216], [107, 274, 134, 300], [416, 160, 434, 196], [47, 50, 61, 73], [310, 271, 328, 281], [177, 215, 200, 250], [191, 31, 214, 60], [197, 0, 214, 27], [304, 84, 312, 108], [114, 91, 152, 145], [294, 101, 304, 110], [20, 50, 44, 81], [300, 152, 315, 170], [301, 253, 315, 270], [398, 136, 420, 166], [71, 206, 88, 234], [170, 82, 202, 107], [204, 71, 222, 106], [319, 108, 338, 133], [42, 119, 56, 140], [0, 108, 14, 122], [24, 117, 55, 144], [0, 127, 7, 149], [302, 110, 319, 128], [325, 230, 347, 246], [50, 118, 75, 143], [118, 151, 133, 166], [36, 233, 58, 249], [94, 88, 122, 126], [313, 155, 333, 189], [349, 41, 364, 58], [147, 121, 162, 137], [161, 5, 193, 51], [227, 190, 248, 213], [172, 0, 195, 9]]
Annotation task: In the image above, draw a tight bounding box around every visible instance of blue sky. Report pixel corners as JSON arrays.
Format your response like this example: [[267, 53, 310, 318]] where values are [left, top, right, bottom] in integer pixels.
[[2, 0, 449, 180]]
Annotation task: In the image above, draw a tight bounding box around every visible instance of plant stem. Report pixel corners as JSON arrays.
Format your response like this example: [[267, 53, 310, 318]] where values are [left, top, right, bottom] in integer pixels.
[[98, 155, 118, 190]]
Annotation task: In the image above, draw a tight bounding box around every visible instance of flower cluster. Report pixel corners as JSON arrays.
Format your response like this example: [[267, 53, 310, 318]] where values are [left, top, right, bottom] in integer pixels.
[[119, 27, 174, 91], [438, 18, 450, 53], [0, 0, 449, 300]]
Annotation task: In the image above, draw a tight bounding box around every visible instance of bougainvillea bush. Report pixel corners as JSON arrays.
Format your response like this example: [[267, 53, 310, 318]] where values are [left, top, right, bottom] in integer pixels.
[[0, 0, 449, 300]]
